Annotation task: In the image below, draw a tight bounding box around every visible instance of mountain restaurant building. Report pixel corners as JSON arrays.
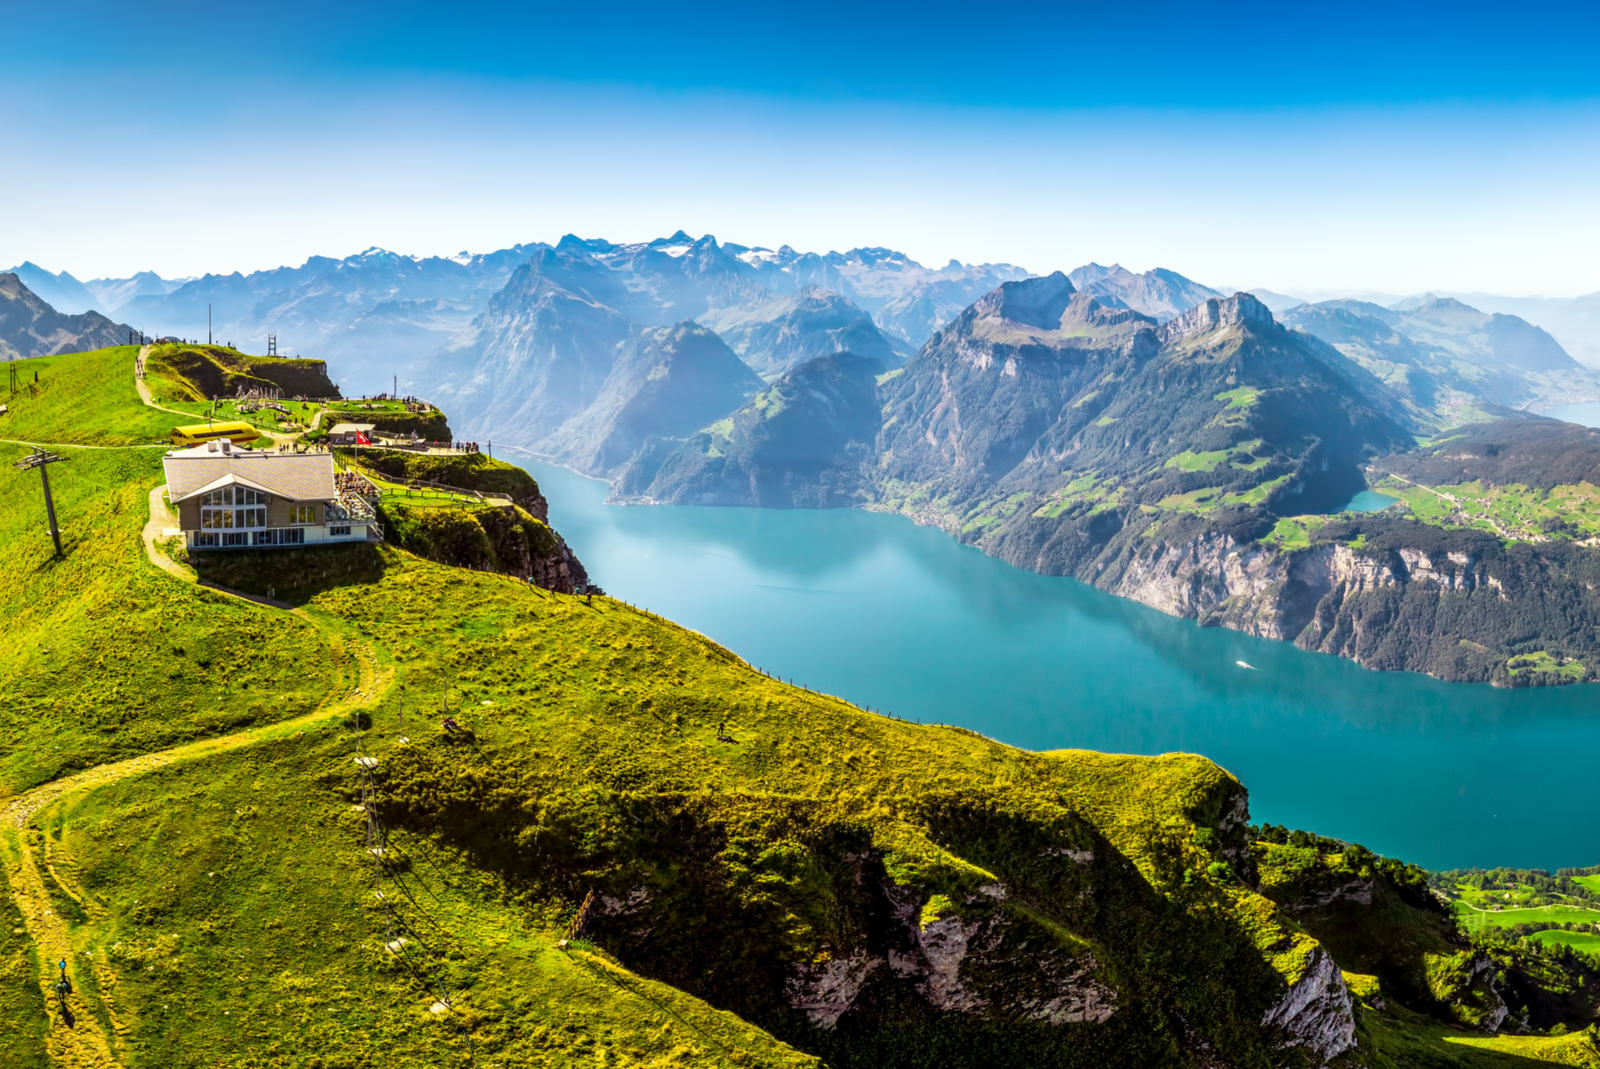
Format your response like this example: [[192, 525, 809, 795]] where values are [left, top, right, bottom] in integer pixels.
[[162, 441, 378, 549]]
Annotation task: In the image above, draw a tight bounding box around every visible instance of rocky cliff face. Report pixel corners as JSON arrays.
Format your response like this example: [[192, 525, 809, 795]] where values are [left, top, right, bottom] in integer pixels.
[[383, 502, 591, 594], [784, 875, 1119, 1032], [989, 506, 1600, 685], [1260, 947, 1357, 1064], [357, 449, 593, 593]]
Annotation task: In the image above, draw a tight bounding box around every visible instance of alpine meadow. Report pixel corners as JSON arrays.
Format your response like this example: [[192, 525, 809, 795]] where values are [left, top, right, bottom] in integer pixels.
[[8, 1, 1600, 1066]]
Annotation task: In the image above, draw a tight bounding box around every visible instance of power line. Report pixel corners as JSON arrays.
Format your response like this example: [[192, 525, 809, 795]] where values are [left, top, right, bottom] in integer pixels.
[[352, 698, 476, 1064], [14, 448, 66, 557]]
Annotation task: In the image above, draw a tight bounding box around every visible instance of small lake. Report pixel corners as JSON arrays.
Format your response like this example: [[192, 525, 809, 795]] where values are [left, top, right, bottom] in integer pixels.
[[518, 458, 1600, 872]]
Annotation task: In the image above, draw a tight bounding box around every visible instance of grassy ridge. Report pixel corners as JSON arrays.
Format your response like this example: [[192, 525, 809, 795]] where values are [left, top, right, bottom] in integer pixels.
[[29, 549, 1314, 1067], [0, 444, 338, 793], [0, 346, 172, 446], [42, 726, 817, 1068], [143, 343, 338, 403]]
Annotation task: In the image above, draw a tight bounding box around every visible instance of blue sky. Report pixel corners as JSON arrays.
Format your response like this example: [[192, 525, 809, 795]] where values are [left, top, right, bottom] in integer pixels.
[[5, 1, 1599, 293]]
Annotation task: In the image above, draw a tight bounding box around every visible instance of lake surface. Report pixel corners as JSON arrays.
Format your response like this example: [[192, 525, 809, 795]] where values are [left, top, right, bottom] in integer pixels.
[[1546, 401, 1600, 428], [1342, 489, 1402, 512], [518, 458, 1600, 872]]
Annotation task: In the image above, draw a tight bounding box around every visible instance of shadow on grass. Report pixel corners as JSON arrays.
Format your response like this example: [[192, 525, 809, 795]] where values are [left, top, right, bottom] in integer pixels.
[[185, 543, 390, 606]]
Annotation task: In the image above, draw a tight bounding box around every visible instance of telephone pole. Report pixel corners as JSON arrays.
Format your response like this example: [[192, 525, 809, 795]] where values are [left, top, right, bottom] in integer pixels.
[[14, 448, 65, 557]]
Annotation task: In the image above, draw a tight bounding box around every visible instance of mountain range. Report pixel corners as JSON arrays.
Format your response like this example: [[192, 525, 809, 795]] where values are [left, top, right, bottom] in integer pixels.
[[1282, 296, 1600, 423], [21, 238, 1600, 391], [0, 272, 132, 360], [8, 236, 1025, 395], [504, 264, 1599, 686], [17, 231, 1600, 680]]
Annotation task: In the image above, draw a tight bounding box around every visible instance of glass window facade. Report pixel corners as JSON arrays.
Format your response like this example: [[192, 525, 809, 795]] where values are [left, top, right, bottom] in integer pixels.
[[199, 485, 268, 530]]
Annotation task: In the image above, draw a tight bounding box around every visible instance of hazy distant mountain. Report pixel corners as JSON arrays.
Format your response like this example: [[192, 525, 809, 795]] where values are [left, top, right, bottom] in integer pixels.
[[1066, 263, 1224, 322], [1283, 296, 1600, 419], [25, 233, 1022, 399], [0, 273, 132, 359], [623, 350, 885, 507], [417, 247, 633, 444], [538, 321, 765, 478], [1434, 290, 1600, 367], [696, 287, 900, 378], [414, 232, 1023, 445], [2, 263, 100, 315], [829, 251, 1033, 345], [85, 271, 187, 312], [1236, 288, 1307, 313], [109, 245, 544, 387]]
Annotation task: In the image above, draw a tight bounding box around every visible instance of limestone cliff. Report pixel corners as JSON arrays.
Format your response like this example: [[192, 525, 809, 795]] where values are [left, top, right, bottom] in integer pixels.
[[986, 506, 1600, 685]]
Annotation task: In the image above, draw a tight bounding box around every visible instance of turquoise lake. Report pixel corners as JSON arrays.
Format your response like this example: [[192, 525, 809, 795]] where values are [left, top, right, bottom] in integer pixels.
[[517, 458, 1600, 873]]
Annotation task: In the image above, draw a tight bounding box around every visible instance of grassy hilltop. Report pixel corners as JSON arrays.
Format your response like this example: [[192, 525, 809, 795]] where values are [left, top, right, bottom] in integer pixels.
[[2, 346, 1600, 1067]]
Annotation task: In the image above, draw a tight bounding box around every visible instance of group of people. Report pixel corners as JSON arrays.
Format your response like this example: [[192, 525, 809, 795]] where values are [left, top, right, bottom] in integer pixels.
[[455, 441, 486, 454]]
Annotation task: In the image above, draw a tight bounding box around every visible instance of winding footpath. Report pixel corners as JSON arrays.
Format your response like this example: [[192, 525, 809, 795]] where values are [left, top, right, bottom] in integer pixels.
[[1, 634, 390, 1068], [0, 349, 397, 1066]]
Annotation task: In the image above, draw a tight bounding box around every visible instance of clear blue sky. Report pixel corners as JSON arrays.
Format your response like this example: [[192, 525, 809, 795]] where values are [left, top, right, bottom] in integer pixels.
[[5, 1, 1599, 293]]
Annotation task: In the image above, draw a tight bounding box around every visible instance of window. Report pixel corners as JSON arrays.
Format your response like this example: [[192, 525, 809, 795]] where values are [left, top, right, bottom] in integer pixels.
[[250, 528, 305, 546], [199, 487, 266, 530], [200, 487, 266, 507], [221, 531, 248, 547], [192, 531, 219, 548], [289, 504, 316, 524], [329, 525, 352, 537]]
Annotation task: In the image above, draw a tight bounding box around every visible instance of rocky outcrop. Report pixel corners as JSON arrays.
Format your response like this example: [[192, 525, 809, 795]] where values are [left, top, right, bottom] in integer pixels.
[[786, 952, 883, 1029], [1037, 512, 1598, 685], [1428, 951, 1510, 1033], [784, 880, 1118, 1031], [382, 501, 591, 594], [1097, 534, 1498, 640], [1159, 292, 1276, 346], [1261, 947, 1357, 1064]]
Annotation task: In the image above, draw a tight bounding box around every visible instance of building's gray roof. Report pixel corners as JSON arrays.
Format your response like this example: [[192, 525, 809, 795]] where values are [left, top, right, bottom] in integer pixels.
[[328, 423, 376, 434], [163, 445, 338, 503]]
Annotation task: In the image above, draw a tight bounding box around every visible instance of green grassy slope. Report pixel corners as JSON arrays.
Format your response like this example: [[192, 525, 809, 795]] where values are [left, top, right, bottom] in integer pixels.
[[18, 547, 1297, 1067], [0, 443, 339, 793], [41, 725, 817, 1068], [1, 347, 173, 446], [19, 543, 1598, 1068], [144, 343, 339, 403], [3, 345, 1599, 1067], [0, 347, 343, 796]]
